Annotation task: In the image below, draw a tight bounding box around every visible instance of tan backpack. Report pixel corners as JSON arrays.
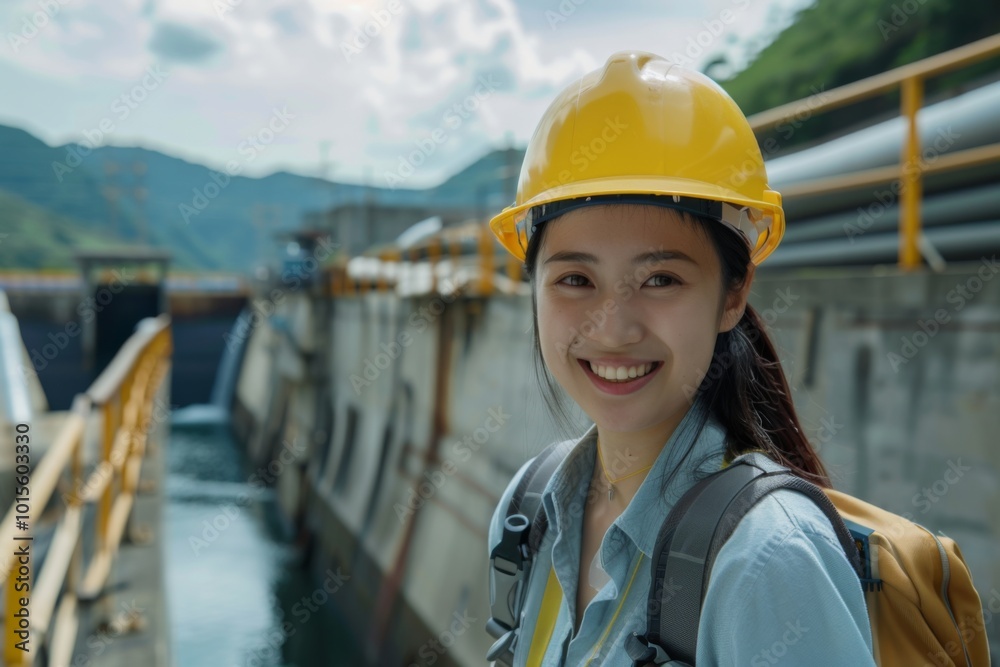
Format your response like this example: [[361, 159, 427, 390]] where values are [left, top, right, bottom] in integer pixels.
[[615, 452, 992, 666], [828, 488, 990, 666]]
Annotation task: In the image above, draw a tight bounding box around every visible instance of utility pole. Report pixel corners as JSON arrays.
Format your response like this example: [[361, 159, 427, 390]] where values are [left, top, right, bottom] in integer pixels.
[[103, 160, 121, 238], [132, 160, 148, 245]]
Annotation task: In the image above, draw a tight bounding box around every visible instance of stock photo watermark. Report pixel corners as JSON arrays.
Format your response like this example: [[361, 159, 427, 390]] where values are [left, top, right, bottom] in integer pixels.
[[680, 288, 801, 401], [845, 126, 960, 243], [545, 0, 590, 30], [664, 0, 751, 68], [68, 599, 146, 666], [877, 0, 932, 40], [910, 459, 970, 514], [538, 115, 629, 195], [547, 243, 669, 354], [750, 619, 810, 666], [886, 255, 1000, 372], [340, 0, 403, 61], [394, 407, 510, 522], [406, 610, 476, 667], [214, 0, 244, 19], [6, 0, 71, 53], [62, 396, 171, 505], [725, 85, 831, 190], [22, 268, 136, 378], [925, 588, 1000, 667], [876, 457, 979, 543], [51, 67, 170, 182], [383, 75, 500, 188], [350, 280, 466, 394], [188, 438, 306, 555], [809, 414, 844, 453], [680, 286, 800, 400], [239, 567, 350, 667], [223, 235, 339, 353]]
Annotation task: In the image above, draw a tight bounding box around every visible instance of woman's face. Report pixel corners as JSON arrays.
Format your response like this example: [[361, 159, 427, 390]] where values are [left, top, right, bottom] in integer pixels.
[[534, 204, 752, 434]]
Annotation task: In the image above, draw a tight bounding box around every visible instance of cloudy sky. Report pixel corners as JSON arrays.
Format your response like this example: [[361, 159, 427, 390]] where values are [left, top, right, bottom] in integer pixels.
[[0, 0, 810, 189]]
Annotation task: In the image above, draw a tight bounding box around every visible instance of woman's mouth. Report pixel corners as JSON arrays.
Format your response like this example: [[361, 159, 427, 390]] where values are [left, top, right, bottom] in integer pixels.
[[577, 359, 663, 396]]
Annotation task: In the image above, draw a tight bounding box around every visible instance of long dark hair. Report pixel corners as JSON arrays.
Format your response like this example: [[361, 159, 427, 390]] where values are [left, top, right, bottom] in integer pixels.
[[522, 203, 831, 488]]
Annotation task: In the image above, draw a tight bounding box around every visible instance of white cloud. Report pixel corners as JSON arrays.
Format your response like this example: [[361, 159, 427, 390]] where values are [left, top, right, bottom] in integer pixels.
[[0, 0, 811, 186]]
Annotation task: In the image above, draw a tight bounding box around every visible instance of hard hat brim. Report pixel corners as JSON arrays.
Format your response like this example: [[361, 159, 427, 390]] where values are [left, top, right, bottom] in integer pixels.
[[489, 175, 784, 266]]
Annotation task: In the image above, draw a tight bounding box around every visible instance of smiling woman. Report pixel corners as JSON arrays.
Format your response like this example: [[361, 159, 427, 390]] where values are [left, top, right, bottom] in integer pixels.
[[534, 205, 742, 440], [483, 51, 877, 667]]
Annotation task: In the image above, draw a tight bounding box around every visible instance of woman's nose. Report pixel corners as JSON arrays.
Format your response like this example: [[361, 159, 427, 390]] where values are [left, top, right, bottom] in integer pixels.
[[580, 299, 644, 349]]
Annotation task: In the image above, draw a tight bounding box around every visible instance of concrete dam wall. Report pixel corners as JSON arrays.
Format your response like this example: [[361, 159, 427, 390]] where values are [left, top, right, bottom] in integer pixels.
[[229, 258, 1000, 665]]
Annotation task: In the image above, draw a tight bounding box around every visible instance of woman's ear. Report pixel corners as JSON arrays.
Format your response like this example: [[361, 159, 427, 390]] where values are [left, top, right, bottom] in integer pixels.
[[718, 262, 756, 333]]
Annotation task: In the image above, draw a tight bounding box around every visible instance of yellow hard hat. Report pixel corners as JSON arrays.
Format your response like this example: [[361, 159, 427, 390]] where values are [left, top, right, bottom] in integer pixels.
[[489, 51, 784, 265]]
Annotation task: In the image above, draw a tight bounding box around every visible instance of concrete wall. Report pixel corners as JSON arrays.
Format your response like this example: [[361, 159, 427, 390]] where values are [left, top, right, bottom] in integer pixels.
[[232, 258, 1000, 665], [756, 260, 1000, 661]]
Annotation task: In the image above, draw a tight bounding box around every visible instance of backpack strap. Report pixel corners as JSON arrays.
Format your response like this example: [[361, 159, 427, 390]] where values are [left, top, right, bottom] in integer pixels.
[[486, 439, 574, 666], [625, 453, 863, 666]]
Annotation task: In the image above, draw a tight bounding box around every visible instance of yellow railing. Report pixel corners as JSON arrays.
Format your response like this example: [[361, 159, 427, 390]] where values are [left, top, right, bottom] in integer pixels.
[[321, 34, 1000, 291], [0, 315, 171, 667], [747, 31, 1000, 271]]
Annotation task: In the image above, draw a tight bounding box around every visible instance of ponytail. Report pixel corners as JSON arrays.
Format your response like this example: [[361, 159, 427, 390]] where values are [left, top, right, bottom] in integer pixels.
[[690, 211, 831, 486], [704, 304, 831, 486]]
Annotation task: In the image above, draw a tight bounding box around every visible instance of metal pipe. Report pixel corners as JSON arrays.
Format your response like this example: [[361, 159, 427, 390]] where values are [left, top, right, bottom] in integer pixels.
[[767, 80, 1000, 188], [783, 181, 1000, 244], [764, 219, 1000, 269]]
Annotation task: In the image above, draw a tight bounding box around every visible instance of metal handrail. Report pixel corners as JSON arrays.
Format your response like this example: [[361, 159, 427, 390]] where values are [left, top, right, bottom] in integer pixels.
[[747, 32, 1000, 270], [0, 314, 172, 666], [321, 34, 1000, 293], [746, 33, 1000, 132], [779, 141, 1000, 199]]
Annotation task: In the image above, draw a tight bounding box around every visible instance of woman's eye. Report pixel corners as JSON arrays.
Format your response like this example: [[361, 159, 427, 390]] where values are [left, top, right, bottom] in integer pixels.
[[645, 274, 679, 287], [558, 274, 590, 287]]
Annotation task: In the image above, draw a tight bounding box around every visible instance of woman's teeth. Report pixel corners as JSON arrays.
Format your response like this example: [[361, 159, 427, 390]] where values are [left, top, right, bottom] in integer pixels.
[[588, 361, 655, 382]]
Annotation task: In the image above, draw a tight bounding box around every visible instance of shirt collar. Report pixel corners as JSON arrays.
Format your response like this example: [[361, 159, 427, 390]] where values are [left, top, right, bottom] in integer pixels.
[[616, 392, 728, 557], [541, 391, 729, 558]]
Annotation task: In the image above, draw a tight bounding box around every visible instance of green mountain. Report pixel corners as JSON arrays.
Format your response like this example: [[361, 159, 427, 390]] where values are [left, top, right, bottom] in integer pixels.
[[718, 0, 1000, 149], [1, 0, 995, 272], [0, 124, 521, 272]]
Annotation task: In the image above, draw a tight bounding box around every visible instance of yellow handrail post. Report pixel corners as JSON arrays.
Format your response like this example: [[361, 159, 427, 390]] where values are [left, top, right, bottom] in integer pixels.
[[478, 225, 494, 296], [97, 394, 119, 623], [71, 420, 83, 507], [376, 253, 387, 292], [448, 237, 462, 293], [69, 421, 84, 590], [1, 316, 170, 663], [331, 265, 342, 297], [899, 75, 924, 271], [737, 35, 1000, 271], [98, 399, 117, 554], [123, 360, 146, 496]]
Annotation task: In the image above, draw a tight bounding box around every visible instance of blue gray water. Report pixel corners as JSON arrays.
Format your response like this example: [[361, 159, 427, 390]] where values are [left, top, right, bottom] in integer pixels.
[[164, 420, 364, 667]]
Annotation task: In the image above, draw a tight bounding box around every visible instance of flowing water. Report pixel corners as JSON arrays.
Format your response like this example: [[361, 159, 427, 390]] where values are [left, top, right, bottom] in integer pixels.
[[163, 421, 365, 667]]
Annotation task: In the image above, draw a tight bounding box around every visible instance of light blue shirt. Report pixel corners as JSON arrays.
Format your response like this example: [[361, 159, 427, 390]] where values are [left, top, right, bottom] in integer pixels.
[[488, 394, 875, 666]]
